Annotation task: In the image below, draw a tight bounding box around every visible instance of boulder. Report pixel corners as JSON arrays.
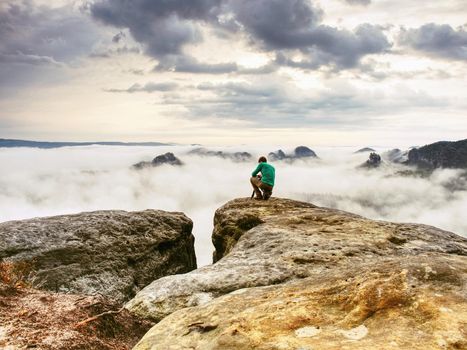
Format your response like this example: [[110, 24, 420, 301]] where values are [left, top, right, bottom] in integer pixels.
[[126, 198, 467, 342], [0, 210, 196, 303], [133, 152, 183, 169], [406, 139, 467, 170]]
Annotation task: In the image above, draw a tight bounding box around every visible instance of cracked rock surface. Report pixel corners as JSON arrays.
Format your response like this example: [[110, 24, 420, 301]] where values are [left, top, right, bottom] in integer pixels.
[[129, 198, 467, 349]]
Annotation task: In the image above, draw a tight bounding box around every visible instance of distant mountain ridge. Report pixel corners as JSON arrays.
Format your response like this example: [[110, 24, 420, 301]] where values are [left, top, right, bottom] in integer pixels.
[[406, 138, 467, 169], [0, 138, 170, 149]]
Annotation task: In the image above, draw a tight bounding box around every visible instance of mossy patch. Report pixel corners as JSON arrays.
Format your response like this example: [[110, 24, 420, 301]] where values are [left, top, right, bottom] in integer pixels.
[[236, 215, 264, 231]]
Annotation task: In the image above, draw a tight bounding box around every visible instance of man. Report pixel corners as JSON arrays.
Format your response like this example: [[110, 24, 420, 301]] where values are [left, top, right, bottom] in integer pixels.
[[250, 156, 275, 200]]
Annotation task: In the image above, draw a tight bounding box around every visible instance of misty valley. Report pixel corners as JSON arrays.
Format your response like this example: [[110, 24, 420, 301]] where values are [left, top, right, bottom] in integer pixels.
[[1, 141, 466, 267]]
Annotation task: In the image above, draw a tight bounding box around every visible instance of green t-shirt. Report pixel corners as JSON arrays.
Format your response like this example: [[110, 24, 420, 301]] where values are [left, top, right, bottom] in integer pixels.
[[252, 162, 275, 187]]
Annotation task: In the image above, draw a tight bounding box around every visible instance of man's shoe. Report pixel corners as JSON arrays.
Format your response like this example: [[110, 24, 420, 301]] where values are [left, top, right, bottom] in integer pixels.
[[263, 192, 271, 200], [254, 196, 263, 200]]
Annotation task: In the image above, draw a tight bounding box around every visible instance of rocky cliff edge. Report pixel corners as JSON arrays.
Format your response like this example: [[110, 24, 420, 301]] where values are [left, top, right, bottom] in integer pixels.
[[130, 197, 467, 350]]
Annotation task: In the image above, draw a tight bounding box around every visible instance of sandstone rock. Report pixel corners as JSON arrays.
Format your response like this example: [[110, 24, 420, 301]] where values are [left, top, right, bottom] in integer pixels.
[[126, 197, 467, 332], [406, 139, 467, 170], [0, 210, 196, 303], [131, 198, 467, 349], [134, 253, 467, 349]]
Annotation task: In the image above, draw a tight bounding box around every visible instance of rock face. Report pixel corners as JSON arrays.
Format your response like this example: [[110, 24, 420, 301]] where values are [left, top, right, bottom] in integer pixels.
[[269, 146, 318, 161], [127, 198, 467, 350], [0, 210, 196, 303], [133, 152, 183, 169], [359, 152, 382, 169], [188, 148, 252, 162], [406, 139, 467, 169]]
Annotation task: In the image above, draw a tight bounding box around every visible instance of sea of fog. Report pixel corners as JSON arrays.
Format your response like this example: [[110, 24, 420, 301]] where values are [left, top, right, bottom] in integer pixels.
[[1, 145, 466, 266]]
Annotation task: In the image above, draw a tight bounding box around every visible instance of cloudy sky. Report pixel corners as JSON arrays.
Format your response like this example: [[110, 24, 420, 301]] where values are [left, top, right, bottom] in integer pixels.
[[1, 0, 466, 146]]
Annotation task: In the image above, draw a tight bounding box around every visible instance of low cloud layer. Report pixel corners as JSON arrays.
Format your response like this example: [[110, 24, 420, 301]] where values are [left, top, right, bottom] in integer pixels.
[[1, 146, 465, 267]]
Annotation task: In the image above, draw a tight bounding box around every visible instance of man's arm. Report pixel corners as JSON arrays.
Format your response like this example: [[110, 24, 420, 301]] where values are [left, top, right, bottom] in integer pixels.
[[251, 163, 262, 177]]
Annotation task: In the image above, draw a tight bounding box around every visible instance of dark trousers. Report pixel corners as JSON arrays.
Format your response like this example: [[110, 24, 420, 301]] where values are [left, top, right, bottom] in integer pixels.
[[250, 176, 273, 199]]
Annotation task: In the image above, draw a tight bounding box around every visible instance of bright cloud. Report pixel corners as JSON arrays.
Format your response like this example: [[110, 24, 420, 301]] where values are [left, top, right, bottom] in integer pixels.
[[0, 145, 466, 267]]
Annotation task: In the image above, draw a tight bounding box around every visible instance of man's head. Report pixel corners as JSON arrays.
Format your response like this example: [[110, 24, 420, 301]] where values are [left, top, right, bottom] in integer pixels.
[[258, 156, 267, 163]]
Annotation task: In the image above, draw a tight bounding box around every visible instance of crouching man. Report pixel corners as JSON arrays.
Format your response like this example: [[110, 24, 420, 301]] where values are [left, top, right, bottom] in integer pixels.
[[250, 156, 275, 200]]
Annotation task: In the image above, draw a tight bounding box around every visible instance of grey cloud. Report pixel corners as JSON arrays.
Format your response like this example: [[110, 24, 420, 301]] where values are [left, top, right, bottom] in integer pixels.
[[399, 23, 467, 61], [90, 0, 391, 72], [91, 0, 223, 57], [230, 0, 323, 50], [307, 24, 391, 69], [230, 0, 390, 69], [231, 0, 390, 69], [196, 82, 280, 97], [273, 24, 390, 70], [154, 54, 277, 74], [0, 1, 101, 63], [343, 0, 371, 6], [154, 55, 238, 74], [112, 31, 126, 43], [161, 80, 369, 126], [90, 46, 141, 58], [159, 78, 446, 127], [105, 82, 179, 93], [126, 69, 146, 75], [0, 0, 103, 95], [237, 63, 278, 75], [0, 52, 64, 66]]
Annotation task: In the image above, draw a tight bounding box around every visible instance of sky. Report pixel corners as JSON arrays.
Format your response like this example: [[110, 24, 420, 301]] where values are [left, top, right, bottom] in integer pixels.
[[0, 0, 466, 146]]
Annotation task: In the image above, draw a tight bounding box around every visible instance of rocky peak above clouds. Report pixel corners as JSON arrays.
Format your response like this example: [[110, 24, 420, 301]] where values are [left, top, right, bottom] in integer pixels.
[[269, 146, 318, 161], [133, 152, 183, 169], [406, 139, 467, 170]]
